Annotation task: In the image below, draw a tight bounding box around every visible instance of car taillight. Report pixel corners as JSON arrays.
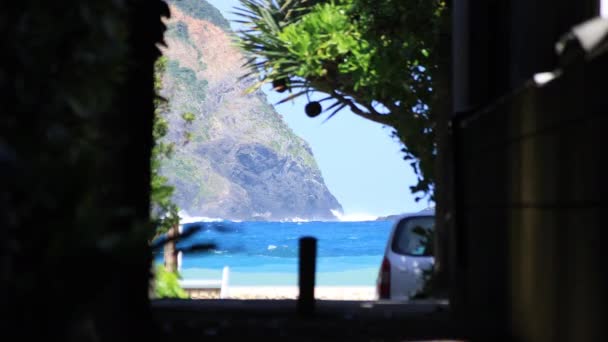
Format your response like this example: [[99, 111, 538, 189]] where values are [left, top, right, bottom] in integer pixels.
[[377, 257, 391, 299]]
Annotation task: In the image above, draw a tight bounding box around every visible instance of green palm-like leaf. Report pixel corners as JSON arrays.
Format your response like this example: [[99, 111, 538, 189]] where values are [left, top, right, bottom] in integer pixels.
[[234, 0, 447, 200]]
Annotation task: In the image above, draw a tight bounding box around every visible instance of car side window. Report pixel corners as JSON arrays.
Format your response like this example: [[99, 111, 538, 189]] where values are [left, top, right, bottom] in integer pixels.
[[391, 217, 435, 256]]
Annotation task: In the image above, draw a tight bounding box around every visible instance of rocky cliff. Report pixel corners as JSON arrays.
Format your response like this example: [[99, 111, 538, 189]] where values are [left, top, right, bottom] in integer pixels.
[[158, 0, 342, 220]]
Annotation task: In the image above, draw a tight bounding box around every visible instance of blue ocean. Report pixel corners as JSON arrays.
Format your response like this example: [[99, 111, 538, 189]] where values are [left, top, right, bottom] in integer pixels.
[[157, 220, 393, 286]]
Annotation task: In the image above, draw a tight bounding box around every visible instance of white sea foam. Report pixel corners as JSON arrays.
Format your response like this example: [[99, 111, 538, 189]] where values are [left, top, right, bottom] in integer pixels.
[[331, 209, 378, 222], [281, 217, 309, 223], [178, 210, 223, 224], [267, 245, 277, 250]]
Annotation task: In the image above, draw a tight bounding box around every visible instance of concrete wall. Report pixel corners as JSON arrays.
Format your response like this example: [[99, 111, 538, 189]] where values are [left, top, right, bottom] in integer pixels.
[[452, 52, 608, 341]]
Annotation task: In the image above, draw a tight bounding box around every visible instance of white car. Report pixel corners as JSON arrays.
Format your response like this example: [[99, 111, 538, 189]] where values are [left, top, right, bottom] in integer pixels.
[[376, 209, 435, 300]]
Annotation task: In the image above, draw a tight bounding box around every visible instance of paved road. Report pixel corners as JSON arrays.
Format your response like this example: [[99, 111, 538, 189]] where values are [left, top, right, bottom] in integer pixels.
[[152, 299, 467, 341]]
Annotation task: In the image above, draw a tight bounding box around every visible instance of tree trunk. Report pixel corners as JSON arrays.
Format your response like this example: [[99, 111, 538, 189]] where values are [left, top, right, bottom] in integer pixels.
[[163, 224, 178, 273]]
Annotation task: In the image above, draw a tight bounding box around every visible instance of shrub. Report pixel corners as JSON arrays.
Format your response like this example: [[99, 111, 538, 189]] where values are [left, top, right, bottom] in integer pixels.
[[153, 265, 189, 299]]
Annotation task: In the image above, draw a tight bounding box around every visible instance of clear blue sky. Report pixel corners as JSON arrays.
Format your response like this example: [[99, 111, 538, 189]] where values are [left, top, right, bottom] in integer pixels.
[[208, 0, 430, 218]]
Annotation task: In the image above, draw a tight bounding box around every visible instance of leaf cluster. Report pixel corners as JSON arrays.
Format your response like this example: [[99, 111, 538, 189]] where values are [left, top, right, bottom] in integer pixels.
[[235, 0, 445, 199], [151, 56, 180, 235], [153, 265, 189, 299]]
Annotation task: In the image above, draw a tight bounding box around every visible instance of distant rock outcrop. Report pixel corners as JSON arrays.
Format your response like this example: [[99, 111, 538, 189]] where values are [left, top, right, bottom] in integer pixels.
[[375, 214, 403, 222], [375, 208, 436, 221], [158, 1, 342, 220]]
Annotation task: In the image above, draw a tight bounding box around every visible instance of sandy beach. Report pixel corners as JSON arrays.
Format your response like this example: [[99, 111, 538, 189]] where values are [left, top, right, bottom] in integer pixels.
[[186, 286, 377, 300]]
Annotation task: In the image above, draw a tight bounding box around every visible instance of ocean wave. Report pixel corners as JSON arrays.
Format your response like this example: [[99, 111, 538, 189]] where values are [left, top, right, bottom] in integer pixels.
[[179, 210, 224, 224], [280, 217, 310, 223], [331, 209, 378, 222]]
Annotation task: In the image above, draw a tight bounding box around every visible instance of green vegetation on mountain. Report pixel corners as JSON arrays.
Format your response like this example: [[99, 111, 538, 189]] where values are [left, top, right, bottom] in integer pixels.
[[167, 0, 230, 30], [166, 60, 208, 103]]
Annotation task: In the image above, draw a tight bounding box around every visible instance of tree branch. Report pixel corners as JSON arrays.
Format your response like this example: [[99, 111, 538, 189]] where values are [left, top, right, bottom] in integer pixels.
[[330, 91, 394, 126]]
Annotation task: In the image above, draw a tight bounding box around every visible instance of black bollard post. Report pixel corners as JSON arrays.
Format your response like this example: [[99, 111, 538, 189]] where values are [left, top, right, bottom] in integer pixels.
[[298, 236, 317, 317]]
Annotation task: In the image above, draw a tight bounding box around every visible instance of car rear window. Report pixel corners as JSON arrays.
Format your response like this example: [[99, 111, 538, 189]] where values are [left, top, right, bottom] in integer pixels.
[[391, 216, 435, 256]]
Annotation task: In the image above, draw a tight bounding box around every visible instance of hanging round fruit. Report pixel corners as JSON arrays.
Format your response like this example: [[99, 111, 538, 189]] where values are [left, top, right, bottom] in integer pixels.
[[305, 101, 322, 117], [272, 78, 288, 93]]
